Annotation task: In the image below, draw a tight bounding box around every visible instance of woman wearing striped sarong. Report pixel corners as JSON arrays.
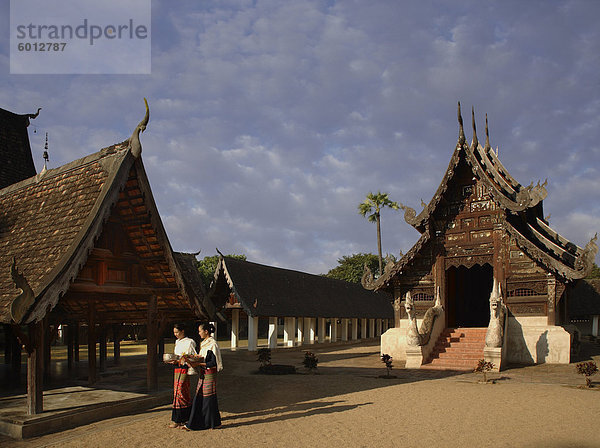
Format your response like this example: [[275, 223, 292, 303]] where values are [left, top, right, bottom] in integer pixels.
[[169, 323, 196, 428], [182, 322, 223, 431]]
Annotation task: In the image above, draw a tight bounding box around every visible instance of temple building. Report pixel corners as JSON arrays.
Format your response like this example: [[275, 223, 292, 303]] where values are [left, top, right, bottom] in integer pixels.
[[0, 102, 209, 418], [364, 103, 598, 371], [208, 256, 393, 350]]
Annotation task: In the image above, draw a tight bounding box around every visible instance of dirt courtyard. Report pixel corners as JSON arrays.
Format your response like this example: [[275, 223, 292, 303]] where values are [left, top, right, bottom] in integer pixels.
[[1, 341, 599, 448]]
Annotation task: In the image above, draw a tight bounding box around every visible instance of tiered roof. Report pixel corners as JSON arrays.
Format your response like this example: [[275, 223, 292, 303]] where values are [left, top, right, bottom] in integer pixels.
[[364, 103, 598, 290]]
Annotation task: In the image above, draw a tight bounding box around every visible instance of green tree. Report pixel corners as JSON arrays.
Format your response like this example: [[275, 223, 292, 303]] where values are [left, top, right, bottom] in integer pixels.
[[325, 253, 396, 283], [358, 191, 399, 276], [586, 262, 600, 279], [197, 253, 246, 289]]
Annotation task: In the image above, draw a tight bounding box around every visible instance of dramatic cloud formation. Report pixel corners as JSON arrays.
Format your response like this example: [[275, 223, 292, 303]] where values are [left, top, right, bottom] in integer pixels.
[[2, 0, 599, 273]]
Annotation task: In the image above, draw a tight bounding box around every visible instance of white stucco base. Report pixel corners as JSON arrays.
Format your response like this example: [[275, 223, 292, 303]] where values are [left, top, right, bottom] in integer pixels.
[[505, 316, 571, 364], [380, 328, 407, 361]]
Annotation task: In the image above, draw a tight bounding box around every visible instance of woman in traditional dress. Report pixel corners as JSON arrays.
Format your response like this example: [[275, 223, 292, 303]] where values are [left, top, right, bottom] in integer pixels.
[[182, 322, 223, 431], [168, 323, 197, 428]]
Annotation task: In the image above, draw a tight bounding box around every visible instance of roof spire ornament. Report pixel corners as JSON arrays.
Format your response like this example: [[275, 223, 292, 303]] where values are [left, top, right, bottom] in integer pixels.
[[457, 102, 465, 145], [129, 98, 149, 158], [42, 132, 49, 173], [484, 114, 490, 150], [471, 106, 478, 148]]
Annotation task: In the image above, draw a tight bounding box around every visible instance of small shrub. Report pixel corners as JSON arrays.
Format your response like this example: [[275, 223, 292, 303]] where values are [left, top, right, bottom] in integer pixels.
[[474, 359, 495, 383], [257, 348, 272, 368], [576, 361, 598, 388], [303, 351, 318, 371], [381, 353, 393, 377]]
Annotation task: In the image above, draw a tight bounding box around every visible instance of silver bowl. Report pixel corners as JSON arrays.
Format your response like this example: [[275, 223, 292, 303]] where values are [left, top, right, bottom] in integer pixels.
[[163, 353, 180, 362]]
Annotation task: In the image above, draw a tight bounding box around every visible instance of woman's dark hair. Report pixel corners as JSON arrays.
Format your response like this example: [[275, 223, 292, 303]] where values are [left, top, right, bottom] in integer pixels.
[[199, 322, 216, 335], [173, 323, 186, 333]]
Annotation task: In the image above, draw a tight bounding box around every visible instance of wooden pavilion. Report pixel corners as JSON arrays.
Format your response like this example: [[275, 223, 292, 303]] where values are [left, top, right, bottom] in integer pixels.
[[0, 102, 209, 415], [208, 256, 393, 350], [364, 103, 598, 370]]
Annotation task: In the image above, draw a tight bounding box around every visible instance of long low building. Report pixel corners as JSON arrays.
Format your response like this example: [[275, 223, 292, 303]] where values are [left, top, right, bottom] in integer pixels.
[[207, 256, 394, 350]]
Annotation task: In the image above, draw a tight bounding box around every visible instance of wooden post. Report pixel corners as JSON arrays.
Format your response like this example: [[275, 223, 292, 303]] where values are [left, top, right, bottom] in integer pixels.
[[4, 325, 11, 364], [360, 318, 367, 339], [146, 295, 158, 391], [351, 318, 358, 340], [158, 338, 165, 358], [88, 301, 97, 385], [27, 321, 44, 415], [113, 324, 121, 365], [9, 325, 22, 384], [99, 324, 107, 372], [43, 320, 51, 381], [74, 322, 80, 363], [67, 323, 74, 372]]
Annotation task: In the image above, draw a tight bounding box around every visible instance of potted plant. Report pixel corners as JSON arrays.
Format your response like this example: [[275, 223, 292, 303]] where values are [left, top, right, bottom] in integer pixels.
[[576, 361, 598, 388], [474, 359, 495, 384]]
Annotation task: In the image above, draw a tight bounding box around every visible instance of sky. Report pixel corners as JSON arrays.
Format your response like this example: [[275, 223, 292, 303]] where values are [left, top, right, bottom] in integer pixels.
[[1, 0, 599, 274]]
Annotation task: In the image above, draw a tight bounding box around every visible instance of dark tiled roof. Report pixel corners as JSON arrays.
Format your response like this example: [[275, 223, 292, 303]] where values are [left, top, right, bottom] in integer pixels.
[[569, 279, 600, 316], [213, 257, 393, 319], [0, 108, 37, 189]]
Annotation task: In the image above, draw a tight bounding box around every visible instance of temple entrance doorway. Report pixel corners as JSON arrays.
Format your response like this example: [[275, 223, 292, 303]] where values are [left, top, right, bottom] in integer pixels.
[[446, 263, 493, 327]]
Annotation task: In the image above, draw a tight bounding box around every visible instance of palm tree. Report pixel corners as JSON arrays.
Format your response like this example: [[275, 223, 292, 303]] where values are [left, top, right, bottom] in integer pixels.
[[358, 191, 399, 276]]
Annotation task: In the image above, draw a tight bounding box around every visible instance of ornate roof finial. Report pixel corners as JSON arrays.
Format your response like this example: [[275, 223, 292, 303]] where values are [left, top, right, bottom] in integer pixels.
[[457, 101, 465, 145], [484, 113, 490, 150], [42, 132, 49, 173], [471, 106, 478, 148], [129, 98, 149, 158], [216, 248, 225, 258], [29, 108, 41, 119]]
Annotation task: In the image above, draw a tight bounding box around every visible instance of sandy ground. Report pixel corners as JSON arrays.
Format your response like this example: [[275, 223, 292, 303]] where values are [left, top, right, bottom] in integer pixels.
[[2, 341, 600, 448]]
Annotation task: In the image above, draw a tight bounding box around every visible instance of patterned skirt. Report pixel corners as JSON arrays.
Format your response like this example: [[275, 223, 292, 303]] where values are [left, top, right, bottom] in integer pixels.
[[172, 366, 191, 423], [187, 367, 221, 430]]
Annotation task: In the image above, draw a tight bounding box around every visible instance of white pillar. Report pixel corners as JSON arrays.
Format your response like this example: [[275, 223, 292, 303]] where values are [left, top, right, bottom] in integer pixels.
[[341, 318, 349, 342], [351, 318, 358, 340], [376, 319, 382, 337], [593, 315, 599, 337], [297, 317, 304, 346], [318, 318, 326, 343], [329, 319, 338, 343], [360, 318, 367, 339], [248, 316, 259, 352], [231, 309, 240, 349], [307, 318, 316, 344], [284, 317, 295, 347], [369, 319, 375, 338], [268, 316, 278, 349]]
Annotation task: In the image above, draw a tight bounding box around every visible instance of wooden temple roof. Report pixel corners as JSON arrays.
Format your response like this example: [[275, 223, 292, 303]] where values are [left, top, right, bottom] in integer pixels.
[[0, 106, 206, 324], [0, 107, 38, 189], [210, 256, 393, 319], [364, 103, 598, 290]]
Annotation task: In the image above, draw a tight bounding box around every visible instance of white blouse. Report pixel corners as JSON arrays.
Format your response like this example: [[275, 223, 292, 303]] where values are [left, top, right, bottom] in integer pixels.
[[174, 337, 197, 357]]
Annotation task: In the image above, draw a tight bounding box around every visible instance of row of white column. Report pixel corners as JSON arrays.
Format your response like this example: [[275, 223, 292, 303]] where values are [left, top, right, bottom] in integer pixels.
[[229, 309, 391, 351]]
